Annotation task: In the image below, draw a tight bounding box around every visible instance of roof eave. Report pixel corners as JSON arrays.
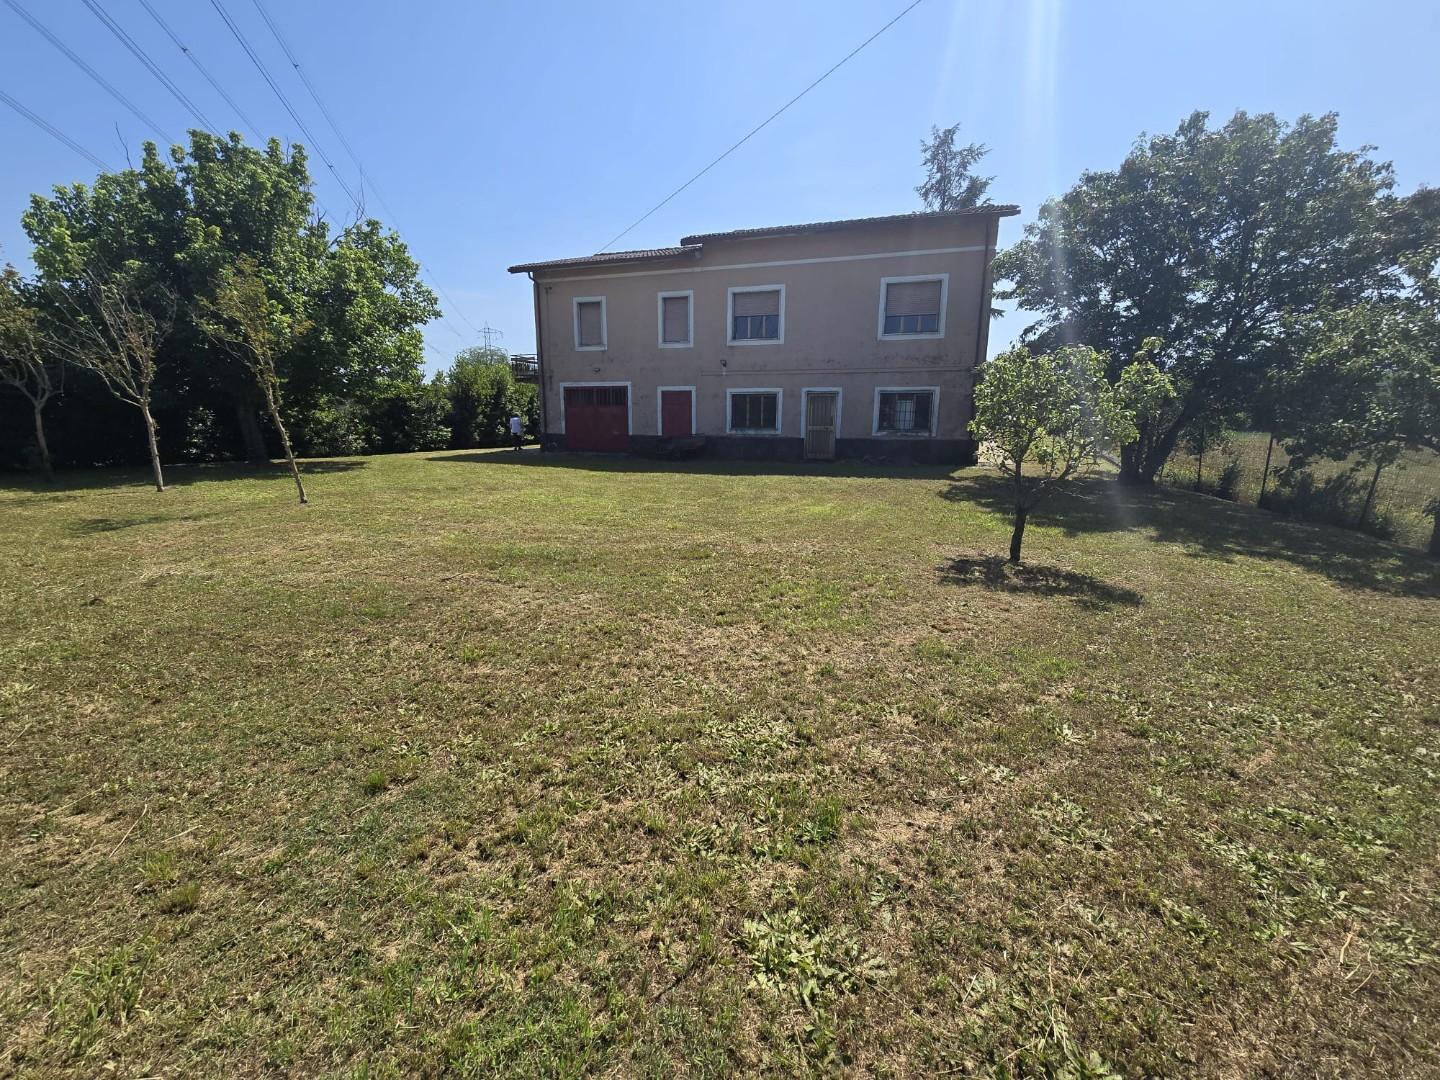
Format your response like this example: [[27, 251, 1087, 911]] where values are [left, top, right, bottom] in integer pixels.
[[507, 247, 704, 275]]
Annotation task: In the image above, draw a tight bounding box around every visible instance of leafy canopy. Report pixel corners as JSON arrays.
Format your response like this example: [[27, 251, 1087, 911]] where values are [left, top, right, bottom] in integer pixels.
[[993, 110, 1395, 482], [1279, 303, 1440, 467], [972, 344, 1153, 504]]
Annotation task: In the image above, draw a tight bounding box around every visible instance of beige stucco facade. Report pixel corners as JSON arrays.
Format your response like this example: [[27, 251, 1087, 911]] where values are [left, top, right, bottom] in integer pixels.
[[511, 208, 1016, 461]]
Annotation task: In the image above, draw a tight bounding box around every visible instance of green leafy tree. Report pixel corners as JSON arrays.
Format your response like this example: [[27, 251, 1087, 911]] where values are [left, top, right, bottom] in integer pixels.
[[1278, 303, 1440, 545], [916, 122, 992, 211], [0, 266, 58, 479], [21, 132, 436, 466], [441, 346, 522, 449], [970, 344, 1160, 563], [994, 110, 1395, 485], [198, 255, 310, 503], [283, 220, 439, 438]]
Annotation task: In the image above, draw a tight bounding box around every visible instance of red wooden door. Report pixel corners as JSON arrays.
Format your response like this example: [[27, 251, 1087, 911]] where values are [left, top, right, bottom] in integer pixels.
[[563, 386, 629, 452], [660, 389, 693, 437]]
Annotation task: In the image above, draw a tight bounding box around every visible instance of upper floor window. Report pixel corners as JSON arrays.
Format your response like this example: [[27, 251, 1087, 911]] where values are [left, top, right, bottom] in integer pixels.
[[873, 387, 938, 436], [658, 290, 693, 347], [574, 297, 606, 350], [878, 275, 947, 339], [728, 285, 784, 345]]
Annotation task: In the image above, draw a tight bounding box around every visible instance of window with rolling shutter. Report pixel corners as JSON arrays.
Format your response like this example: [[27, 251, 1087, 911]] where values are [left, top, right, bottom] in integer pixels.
[[729, 286, 783, 342], [659, 292, 691, 345], [575, 298, 606, 349], [880, 276, 945, 337]]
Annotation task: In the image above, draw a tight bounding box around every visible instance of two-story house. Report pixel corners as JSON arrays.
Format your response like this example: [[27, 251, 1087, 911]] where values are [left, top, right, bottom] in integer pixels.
[[507, 205, 1018, 463]]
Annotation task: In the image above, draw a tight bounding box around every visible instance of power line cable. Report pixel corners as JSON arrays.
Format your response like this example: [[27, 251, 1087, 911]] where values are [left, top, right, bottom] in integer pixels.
[[244, 0, 484, 339], [597, 0, 926, 252], [80, 0, 218, 135], [2, 0, 172, 143], [207, 0, 361, 210], [0, 87, 112, 172], [134, 0, 264, 141], [248, 0, 362, 177]]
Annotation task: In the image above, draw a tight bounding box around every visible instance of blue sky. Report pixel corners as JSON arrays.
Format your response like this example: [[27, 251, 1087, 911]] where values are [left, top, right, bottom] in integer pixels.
[[3, 0, 1438, 373]]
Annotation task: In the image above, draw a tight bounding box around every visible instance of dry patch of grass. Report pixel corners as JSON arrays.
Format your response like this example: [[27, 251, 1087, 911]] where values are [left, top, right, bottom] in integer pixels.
[[1, 450, 1438, 1077]]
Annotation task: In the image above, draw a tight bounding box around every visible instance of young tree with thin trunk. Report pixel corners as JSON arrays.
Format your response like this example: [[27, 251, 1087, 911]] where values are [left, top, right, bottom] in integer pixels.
[[199, 255, 309, 503], [0, 266, 58, 480], [46, 267, 172, 492], [971, 345, 1162, 563]]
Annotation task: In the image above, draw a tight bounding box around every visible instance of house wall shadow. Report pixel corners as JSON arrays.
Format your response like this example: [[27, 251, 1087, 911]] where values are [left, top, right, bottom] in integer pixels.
[[940, 473, 1440, 599], [427, 449, 963, 482]]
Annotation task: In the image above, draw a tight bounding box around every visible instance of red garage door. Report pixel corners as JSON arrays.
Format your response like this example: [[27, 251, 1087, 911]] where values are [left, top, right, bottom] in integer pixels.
[[564, 385, 629, 452]]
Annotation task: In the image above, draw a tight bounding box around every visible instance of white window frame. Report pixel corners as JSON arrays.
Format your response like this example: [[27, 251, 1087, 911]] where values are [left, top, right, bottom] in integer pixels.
[[726, 284, 786, 346], [656, 385, 698, 436], [726, 387, 784, 435], [871, 386, 940, 437], [801, 387, 844, 437], [876, 273, 948, 341], [656, 289, 694, 349], [557, 380, 632, 434], [572, 295, 607, 351]]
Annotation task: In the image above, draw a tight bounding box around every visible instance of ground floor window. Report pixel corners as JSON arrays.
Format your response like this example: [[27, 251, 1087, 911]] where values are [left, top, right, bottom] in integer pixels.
[[729, 390, 780, 433], [874, 389, 936, 435]]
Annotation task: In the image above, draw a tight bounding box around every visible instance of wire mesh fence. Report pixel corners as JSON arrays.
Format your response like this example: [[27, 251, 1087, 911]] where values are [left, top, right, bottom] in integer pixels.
[[1160, 431, 1438, 550]]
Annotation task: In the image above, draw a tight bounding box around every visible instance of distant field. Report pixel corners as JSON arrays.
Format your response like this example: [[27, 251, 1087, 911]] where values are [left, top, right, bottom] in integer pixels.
[[2, 451, 1438, 1077], [1163, 431, 1439, 548]]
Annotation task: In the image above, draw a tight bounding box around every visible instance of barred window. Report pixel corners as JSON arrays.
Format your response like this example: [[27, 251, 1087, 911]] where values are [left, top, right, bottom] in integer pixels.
[[564, 386, 627, 407], [875, 390, 935, 435]]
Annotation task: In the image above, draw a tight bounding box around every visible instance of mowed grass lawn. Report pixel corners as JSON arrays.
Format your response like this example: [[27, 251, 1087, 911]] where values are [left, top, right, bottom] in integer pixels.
[[2, 449, 1439, 1078]]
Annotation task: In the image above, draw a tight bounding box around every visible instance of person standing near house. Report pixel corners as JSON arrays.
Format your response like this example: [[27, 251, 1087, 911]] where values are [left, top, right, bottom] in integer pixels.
[[509, 413, 524, 451]]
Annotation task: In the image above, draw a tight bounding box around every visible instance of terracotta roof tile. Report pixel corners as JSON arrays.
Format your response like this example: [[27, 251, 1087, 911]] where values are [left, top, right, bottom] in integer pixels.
[[507, 246, 701, 274], [507, 206, 1021, 274], [679, 206, 1020, 246]]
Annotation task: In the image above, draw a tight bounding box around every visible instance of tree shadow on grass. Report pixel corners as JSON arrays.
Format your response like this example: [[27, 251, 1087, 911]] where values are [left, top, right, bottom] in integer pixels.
[[938, 554, 1144, 610], [941, 472, 1440, 599], [1, 458, 370, 499]]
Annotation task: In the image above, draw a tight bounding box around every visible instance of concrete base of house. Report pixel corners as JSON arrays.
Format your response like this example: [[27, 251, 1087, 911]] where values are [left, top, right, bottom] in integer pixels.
[[540, 433, 976, 465]]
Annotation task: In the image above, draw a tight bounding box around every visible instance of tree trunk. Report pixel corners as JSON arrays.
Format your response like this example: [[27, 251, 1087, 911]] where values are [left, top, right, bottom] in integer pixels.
[[1118, 442, 1152, 486], [141, 402, 165, 492], [1428, 507, 1439, 560], [262, 385, 307, 504], [1195, 429, 1205, 491], [1357, 460, 1383, 531], [1259, 433, 1276, 507], [32, 401, 53, 482], [1009, 504, 1029, 564], [234, 398, 269, 464], [1125, 408, 1195, 487]]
